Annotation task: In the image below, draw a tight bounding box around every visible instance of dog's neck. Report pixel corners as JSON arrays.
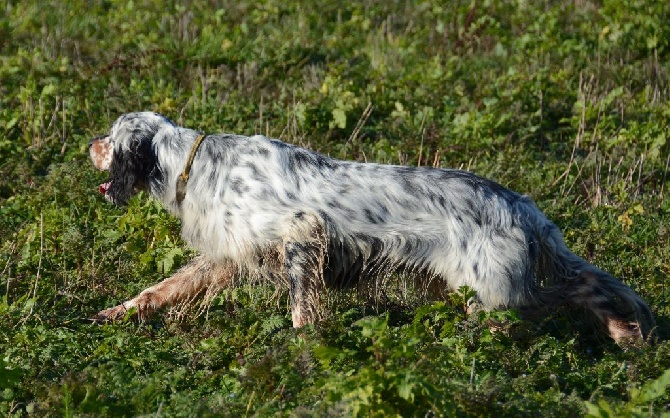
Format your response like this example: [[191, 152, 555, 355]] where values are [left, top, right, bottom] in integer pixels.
[[176, 133, 207, 204]]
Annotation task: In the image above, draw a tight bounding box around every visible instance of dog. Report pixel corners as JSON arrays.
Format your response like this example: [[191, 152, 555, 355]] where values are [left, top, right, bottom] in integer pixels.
[[88, 111, 654, 344]]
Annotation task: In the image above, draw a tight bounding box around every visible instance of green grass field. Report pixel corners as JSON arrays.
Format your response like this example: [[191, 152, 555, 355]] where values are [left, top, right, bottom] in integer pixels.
[[1, 0, 670, 416]]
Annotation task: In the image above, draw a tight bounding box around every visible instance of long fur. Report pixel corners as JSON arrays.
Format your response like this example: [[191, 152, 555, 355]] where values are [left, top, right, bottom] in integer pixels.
[[88, 112, 655, 344]]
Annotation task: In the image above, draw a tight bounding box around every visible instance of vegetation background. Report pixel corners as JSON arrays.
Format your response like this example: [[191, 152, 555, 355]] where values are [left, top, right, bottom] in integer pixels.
[[1, 0, 670, 416]]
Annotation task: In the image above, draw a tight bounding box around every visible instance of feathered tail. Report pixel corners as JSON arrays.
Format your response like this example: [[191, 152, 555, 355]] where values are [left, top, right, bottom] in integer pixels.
[[530, 209, 655, 344]]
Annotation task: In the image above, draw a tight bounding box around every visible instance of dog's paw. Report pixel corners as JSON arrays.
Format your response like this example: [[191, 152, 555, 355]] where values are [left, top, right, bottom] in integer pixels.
[[91, 304, 133, 324]]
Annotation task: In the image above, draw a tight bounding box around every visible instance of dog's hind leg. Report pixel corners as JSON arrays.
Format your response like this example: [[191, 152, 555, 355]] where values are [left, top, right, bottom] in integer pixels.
[[281, 212, 327, 328], [92, 255, 236, 323]]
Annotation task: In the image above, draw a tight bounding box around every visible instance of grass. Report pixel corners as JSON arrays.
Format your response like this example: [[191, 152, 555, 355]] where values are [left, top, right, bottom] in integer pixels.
[[1, 0, 670, 416]]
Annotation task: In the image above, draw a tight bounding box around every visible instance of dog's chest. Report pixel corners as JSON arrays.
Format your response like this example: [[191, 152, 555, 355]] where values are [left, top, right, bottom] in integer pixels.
[[179, 195, 287, 263]]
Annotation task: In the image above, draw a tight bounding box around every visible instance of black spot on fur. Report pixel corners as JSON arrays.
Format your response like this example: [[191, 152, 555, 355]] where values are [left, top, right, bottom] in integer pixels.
[[231, 177, 249, 195], [246, 162, 266, 181], [314, 153, 336, 170], [403, 238, 415, 253], [204, 142, 225, 163], [400, 175, 420, 197], [208, 167, 219, 184], [327, 200, 342, 209], [285, 147, 336, 173], [318, 210, 332, 227], [364, 209, 384, 224]]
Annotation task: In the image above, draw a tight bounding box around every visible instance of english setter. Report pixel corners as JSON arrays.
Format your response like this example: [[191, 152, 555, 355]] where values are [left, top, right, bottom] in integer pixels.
[[88, 112, 654, 344]]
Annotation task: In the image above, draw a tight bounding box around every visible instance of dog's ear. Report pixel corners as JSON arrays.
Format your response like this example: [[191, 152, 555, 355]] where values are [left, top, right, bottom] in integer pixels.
[[104, 112, 170, 205], [106, 138, 156, 206]]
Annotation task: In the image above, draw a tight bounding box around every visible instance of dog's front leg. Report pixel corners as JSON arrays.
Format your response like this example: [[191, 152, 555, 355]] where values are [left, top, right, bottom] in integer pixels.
[[92, 256, 236, 323], [282, 213, 327, 328]]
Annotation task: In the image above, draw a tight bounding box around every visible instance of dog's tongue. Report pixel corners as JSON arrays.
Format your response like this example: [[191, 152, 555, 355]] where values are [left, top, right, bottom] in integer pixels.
[[99, 182, 111, 195]]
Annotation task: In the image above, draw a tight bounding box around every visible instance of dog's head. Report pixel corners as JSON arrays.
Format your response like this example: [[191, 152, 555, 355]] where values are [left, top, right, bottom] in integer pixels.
[[89, 112, 173, 205]]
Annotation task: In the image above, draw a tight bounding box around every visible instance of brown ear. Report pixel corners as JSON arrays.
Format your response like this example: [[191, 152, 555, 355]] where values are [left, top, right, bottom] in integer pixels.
[[88, 135, 113, 170]]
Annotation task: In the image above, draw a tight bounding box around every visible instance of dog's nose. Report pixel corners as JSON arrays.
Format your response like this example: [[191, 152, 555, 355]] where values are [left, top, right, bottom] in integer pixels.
[[88, 139, 94, 148]]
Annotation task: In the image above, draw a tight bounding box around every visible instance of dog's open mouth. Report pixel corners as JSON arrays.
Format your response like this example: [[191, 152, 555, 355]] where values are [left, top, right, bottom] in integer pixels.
[[99, 181, 111, 195]]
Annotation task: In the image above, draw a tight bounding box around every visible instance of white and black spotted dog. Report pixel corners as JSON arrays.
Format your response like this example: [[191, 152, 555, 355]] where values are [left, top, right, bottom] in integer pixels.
[[88, 111, 654, 344]]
